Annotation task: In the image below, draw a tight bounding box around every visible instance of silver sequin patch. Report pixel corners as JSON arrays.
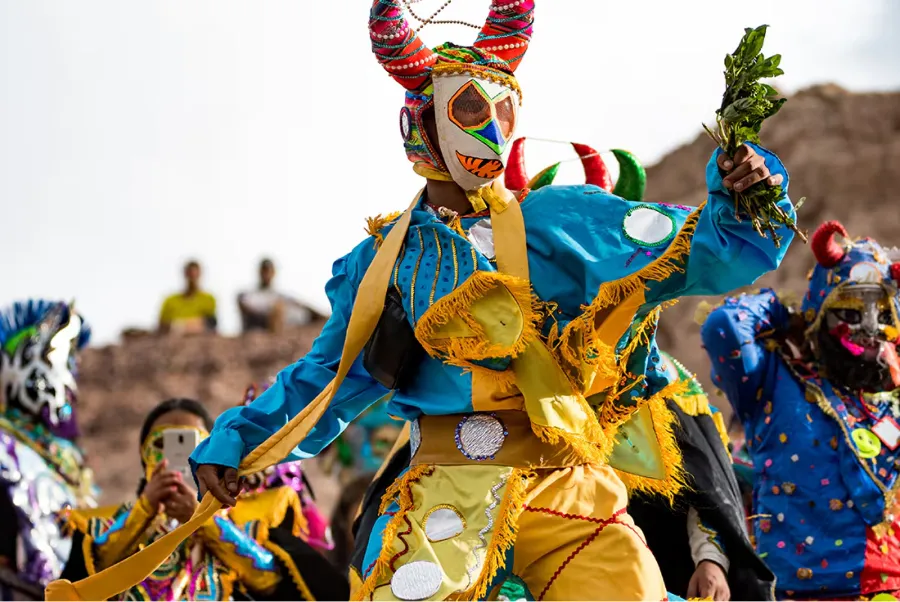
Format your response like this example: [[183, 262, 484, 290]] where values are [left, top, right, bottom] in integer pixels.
[[455, 414, 507, 461], [390, 560, 443, 600], [410, 419, 422, 458], [467, 219, 495, 260], [423, 506, 465, 542]]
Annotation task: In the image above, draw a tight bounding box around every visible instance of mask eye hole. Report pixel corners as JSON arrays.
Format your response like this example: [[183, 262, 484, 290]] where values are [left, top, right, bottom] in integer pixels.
[[495, 95, 516, 139], [879, 310, 894, 325], [449, 82, 491, 129], [833, 308, 862, 325]]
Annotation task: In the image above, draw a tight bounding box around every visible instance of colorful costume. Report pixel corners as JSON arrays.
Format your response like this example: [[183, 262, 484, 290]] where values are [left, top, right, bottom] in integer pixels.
[[62, 394, 347, 602], [702, 221, 900, 599], [190, 1, 793, 596], [506, 144, 773, 599], [0, 300, 96, 599], [46, 2, 796, 601]]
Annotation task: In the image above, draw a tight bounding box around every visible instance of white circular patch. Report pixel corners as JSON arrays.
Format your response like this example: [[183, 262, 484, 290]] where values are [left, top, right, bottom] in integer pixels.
[[456, 414, 506, 461], [424, 506, 465, 542], [390, 560, 443, 600], [848, 262, 882, 284], [622, 206, 676, 247]]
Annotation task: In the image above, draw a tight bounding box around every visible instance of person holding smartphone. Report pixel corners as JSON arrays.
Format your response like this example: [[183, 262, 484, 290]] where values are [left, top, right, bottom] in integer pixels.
[[61, 398, 310, 601]]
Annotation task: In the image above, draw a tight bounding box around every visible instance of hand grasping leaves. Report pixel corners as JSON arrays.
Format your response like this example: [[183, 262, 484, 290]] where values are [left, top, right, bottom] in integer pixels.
[[703, 25, 807, 248]]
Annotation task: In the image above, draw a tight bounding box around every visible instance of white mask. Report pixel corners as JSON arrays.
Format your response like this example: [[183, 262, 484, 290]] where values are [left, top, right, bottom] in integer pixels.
[[432, 74, 519, 192]]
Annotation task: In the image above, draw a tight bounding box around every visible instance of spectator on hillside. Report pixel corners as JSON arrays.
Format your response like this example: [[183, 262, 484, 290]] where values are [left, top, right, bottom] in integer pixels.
[[158, 260, 217, 335], [238, 258, 325, 333]]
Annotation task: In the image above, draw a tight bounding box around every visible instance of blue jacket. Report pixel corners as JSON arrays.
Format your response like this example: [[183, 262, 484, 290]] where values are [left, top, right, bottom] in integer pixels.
[[192, 145, 793, 478]]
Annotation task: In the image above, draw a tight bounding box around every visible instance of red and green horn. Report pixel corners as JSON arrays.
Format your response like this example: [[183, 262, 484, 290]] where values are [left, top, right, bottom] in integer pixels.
[[505, 138, 647, 201], [505, 138, 613, 191]]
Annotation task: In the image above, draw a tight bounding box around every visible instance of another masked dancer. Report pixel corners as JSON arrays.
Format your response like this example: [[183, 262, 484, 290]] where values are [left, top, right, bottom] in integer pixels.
[[55, 3, 796, 601], [61, 398, 321, 601], [0, 300, 96, 600], [701, 221, 900, 600]]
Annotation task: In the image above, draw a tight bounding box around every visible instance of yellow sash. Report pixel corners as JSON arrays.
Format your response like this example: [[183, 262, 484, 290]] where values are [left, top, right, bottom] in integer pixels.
[[45, 191, 423, 601]]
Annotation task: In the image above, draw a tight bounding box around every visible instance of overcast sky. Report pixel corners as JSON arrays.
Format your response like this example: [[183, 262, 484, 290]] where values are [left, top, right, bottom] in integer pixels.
[[2, 1, 898, 344]]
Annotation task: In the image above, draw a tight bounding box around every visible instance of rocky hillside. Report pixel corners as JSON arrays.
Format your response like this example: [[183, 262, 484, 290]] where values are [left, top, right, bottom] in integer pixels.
[[648, 84, 900, 408], [77, 325, 340, 506], [76, 85, 900, 506]]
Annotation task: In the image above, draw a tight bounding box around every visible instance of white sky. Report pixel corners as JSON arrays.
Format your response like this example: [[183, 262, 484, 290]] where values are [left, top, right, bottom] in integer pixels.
[[2, 1, 898, 344]]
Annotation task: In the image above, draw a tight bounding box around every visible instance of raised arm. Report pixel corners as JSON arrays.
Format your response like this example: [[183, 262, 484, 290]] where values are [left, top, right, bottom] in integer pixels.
[[647, 143, 794, 304], [523, 144, 793, 322], [700, 289, 790, 421], [190, 241, 389, 500]]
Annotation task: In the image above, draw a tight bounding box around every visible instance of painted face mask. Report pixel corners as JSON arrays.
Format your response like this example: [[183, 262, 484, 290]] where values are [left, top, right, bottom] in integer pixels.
[[804, 221, 900, 391], [369, 0, 534, 187], [433, 72, 519, 191], [0, 300, 90, 439]]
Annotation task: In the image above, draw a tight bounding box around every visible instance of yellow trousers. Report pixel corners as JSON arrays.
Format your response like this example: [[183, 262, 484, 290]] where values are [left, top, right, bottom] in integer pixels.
[[510, 464, 666, 601], [354, 462, 666, 601]]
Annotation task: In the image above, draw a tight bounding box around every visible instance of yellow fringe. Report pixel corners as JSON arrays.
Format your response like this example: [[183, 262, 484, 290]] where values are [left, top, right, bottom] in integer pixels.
[[414, 270, 540, 363], [451, 469, 535, 601], [556, 204, 703, 382], [614, 387, 690, 504], [364, 211, 403, 249], [357, 464, 435, 601], [264, 540, 316, 601]]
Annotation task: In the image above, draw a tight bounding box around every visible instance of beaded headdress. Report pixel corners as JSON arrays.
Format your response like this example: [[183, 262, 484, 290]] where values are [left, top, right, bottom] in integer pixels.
[[369, 0, 535, 180]]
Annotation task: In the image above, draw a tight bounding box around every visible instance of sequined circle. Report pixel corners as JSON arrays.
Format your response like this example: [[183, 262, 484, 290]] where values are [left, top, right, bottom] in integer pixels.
[[410, 419, 422, 458], [423, 505, 466, 542], [622, 205, 676, 247], [400, 107, 413, 141], [455, 414, 507, 461], [390, 560, 443, 600]]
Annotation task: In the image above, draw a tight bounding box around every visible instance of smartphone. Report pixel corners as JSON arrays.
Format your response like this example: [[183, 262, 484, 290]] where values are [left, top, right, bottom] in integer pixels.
[[162, 428, 201, 481]]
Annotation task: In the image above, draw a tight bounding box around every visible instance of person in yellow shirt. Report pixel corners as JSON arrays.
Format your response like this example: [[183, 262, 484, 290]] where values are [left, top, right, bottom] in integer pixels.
[[158, 260, 217, 335]]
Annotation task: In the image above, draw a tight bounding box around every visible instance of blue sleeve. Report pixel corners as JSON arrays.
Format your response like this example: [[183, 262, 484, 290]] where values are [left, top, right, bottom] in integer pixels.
[[647, 143, 794, 304], [700, 289, 790, 420], [190, 240, 389, 471], [523, 144, 794, 322]]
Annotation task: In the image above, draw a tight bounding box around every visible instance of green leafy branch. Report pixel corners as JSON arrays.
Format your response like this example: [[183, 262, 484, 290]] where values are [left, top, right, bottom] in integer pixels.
[[703, 25, 807, 248]]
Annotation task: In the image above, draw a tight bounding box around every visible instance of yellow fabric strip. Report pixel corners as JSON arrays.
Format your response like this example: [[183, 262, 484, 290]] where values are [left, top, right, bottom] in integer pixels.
[[45, 191, 423, 602]]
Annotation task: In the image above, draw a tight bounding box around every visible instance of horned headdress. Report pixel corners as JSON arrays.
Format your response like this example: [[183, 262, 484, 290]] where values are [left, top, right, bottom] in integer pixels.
[[369, 0, 535, 190]]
